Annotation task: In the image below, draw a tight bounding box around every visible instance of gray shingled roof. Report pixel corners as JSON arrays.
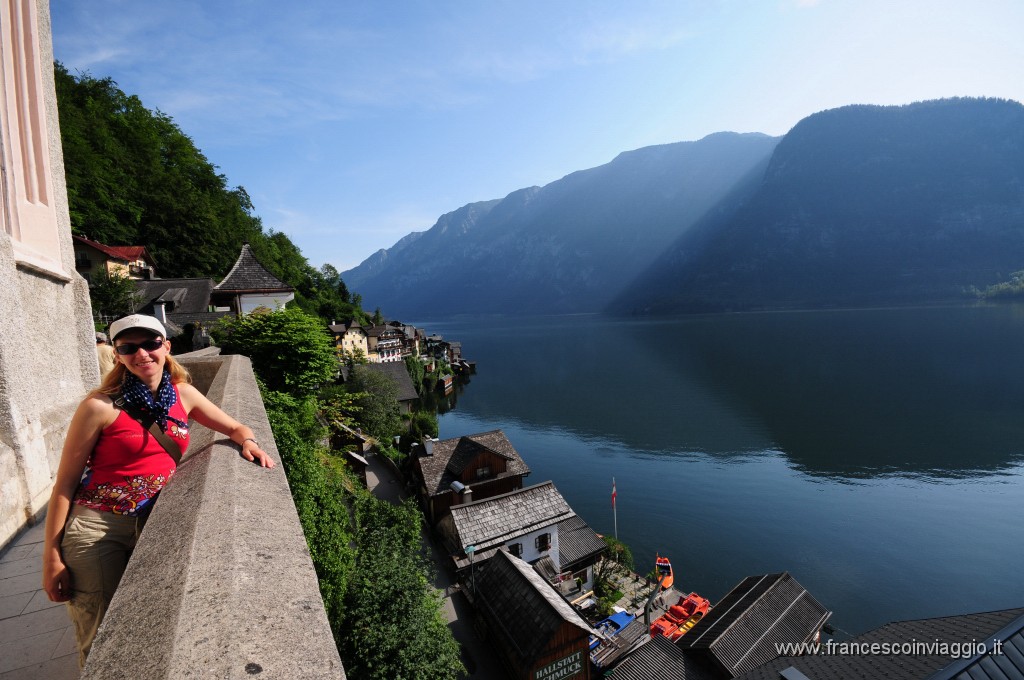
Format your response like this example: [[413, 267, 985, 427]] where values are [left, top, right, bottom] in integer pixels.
[[936, 611, 1024, 680], [475, 550, 596, 671], [213, 244, 292, 292], [135, 278, 215, 315], [738, 608, 1024, 680], [449, 481, 575, 553], [611, 637, 719, 680], [417, 430, 531, 498], [681, 572, 831, 678], [557, 515, 607, 569], [364, 324, 402, 338], [359, 362, 418, 403]]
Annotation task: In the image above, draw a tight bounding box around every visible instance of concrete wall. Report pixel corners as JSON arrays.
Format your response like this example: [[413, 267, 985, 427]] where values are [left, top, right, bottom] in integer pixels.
[[83, 353, 345, 679], [0, 0, 99, 549]]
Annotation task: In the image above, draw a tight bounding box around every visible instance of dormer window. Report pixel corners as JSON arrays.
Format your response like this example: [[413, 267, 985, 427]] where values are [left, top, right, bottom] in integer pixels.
[[475, 466, 491, 480]]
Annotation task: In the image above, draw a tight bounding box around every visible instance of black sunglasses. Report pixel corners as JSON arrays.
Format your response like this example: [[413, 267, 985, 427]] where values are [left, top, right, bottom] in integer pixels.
[[114, 338, 165, 355]]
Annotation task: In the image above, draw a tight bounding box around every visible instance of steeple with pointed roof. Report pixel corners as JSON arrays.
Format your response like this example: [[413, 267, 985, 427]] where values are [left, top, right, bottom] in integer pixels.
[[214, 243, 291, 292], [211, 244, 294, 314]]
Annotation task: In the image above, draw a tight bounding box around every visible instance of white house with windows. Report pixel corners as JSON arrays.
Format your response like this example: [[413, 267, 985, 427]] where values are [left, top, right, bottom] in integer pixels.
[[438, 481, 607, 596]]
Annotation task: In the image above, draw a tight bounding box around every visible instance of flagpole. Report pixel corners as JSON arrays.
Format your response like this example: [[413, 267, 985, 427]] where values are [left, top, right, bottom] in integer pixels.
[[612, 477, 618, 540]]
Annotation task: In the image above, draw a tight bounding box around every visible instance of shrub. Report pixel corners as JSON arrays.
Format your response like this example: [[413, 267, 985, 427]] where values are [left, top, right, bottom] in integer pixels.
[[218, 307, 336, 397]]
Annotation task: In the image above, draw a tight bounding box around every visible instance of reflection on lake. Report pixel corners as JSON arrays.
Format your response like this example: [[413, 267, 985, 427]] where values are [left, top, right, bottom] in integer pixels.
[[422, 306, 1024, 636]]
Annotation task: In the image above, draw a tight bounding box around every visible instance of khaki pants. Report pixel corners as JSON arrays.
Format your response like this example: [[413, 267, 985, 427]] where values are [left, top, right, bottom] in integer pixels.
[[60, 505, 147, 668]]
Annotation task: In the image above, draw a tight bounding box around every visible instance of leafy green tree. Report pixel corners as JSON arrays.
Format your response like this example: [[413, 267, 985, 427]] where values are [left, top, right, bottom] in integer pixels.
[[344, 347, 369, 367], [218, 307, 336, 397], [89, 270, 141, 319], [593, 536, 628, 601], [404, 355, 425, 394], [344, 496, 463, 680], [408, 411, 438, 440], [319, 384, 367, 432], [345, 365, 402, 441]]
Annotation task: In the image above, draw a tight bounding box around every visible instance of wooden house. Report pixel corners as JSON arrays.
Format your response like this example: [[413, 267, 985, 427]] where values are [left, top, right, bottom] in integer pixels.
[[73, 235, 157, 280], [474, 549, 596, 680], [414, 430, 531, 524]]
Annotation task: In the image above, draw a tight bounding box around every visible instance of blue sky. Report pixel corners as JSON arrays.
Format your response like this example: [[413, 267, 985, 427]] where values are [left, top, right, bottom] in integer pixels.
[[50, 0, 1024, 272]]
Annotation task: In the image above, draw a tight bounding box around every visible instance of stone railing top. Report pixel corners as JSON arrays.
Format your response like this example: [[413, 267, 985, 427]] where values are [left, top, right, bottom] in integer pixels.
[[83, 353, 345, 679]]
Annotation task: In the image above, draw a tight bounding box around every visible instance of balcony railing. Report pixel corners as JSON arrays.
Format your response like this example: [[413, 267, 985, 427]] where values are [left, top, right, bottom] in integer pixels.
[[82, 350, 345, 679]]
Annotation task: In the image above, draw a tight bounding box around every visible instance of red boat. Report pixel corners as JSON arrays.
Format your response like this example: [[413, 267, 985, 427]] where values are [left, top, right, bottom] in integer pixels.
[[649, 592, 711, 641], [655, 555, 674, 589]]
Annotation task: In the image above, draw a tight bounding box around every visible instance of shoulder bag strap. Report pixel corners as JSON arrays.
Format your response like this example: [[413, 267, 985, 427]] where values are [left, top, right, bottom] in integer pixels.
[[113, 396, 183, 465]]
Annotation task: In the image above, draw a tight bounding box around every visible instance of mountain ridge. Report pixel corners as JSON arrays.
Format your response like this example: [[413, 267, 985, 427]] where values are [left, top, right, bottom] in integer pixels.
[[342, 132, 781, 316]]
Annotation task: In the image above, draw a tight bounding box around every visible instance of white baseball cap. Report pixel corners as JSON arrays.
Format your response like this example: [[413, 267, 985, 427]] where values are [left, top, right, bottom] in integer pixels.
[[109, 314, 167, 341]]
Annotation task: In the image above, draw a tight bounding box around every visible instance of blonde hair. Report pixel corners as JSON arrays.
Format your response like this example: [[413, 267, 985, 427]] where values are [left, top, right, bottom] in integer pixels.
[[94, 351, 192, 397]]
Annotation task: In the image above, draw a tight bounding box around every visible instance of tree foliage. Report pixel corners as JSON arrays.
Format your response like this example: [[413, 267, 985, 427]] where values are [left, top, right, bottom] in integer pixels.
[[88, 270, 141, 319], [404, 355, 425, 394], [217, 307, 336, 397], [345, 365, 403, 441], [343, 496, 463, 680], [262, 388, 355, 638], [594, 536, 630, 605]]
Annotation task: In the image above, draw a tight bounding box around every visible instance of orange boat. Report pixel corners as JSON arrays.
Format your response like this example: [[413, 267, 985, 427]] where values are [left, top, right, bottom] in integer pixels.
[[649, 592, 711, 641], [655, 555, 674, 590]]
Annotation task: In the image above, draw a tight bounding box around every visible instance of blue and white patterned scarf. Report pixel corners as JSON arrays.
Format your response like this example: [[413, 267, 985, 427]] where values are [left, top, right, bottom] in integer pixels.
[[120, 370, 188, 433]]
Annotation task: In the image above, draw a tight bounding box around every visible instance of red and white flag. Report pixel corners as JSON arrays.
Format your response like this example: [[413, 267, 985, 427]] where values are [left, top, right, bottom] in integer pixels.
[[612, 478, 617, 508]]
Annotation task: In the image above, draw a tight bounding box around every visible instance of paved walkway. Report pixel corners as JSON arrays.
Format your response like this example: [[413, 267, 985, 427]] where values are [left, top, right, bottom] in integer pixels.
[[365, 452, 508, 680], [0, 521, 78, 680]]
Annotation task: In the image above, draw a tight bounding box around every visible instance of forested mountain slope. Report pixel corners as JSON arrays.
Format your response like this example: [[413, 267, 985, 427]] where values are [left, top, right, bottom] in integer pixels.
[[611, 98, 1024, 314]]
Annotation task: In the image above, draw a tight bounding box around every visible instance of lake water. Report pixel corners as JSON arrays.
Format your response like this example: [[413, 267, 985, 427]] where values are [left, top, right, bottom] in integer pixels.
[[422, 305, 1024, 638]]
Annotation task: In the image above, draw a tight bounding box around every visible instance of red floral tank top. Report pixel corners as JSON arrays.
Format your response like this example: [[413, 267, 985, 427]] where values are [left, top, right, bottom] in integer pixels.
[[73, 386, 190, 516]]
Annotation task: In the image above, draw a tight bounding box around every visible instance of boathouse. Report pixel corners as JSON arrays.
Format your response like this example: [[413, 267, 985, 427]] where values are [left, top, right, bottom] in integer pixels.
[[611, 572, 831, 680]]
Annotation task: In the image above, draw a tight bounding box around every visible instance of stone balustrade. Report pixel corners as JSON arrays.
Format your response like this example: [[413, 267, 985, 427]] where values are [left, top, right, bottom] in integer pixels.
[[82, 351, 345, 679]]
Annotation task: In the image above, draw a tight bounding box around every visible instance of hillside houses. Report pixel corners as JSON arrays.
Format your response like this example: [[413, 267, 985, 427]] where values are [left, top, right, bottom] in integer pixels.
[[81, 238, 295, 338]]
